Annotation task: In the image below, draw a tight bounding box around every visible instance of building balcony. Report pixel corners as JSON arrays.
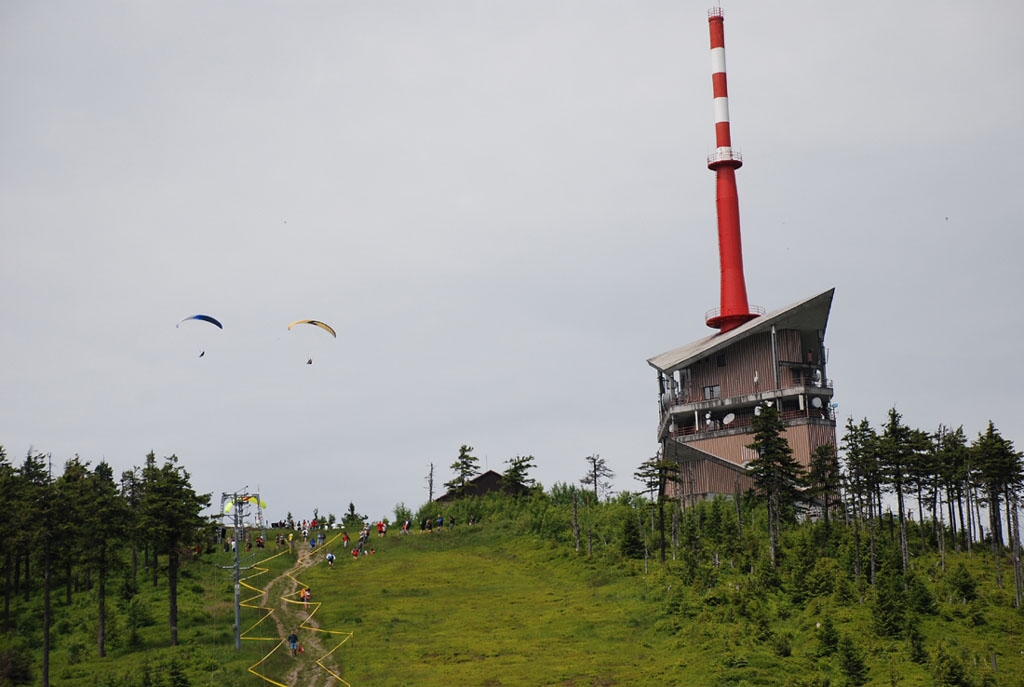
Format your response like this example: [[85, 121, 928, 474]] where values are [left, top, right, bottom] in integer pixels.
[[657, 385, 836, 441]]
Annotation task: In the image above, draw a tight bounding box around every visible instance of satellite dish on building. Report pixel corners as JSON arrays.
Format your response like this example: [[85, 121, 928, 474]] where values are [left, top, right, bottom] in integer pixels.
[[723, 413, 735, 425], [754, 405, 762, 416], [811, 397, 823, 409], [766, 400, 774, 408]]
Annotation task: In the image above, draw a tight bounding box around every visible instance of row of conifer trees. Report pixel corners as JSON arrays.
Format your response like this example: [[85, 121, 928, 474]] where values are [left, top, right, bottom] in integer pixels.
[[0, 447, 210, 686]]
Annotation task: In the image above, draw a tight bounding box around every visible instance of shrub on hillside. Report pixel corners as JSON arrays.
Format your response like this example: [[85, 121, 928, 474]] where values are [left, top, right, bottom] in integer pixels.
[[620, 513, 645, 559], [803, 556, 842, 599], [907, 622, 927, 664], [0, 635, 33, 686], [946, 563, 978, 603], [905, 571, 938, 615], [837, 635, 869, 686], [930, 642, 974, 686], [872, 568, 906, 638], [773, 631, 793, 657], [815, 614, 839, 657]]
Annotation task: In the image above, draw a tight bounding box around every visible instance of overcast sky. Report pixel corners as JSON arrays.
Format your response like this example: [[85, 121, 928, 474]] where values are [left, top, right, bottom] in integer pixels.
[[3, 1, 1023, 524]]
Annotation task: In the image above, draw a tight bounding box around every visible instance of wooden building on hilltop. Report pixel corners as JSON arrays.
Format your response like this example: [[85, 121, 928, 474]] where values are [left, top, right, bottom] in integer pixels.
[[647, 288, 838, 504], [435, 470, 528, 503]]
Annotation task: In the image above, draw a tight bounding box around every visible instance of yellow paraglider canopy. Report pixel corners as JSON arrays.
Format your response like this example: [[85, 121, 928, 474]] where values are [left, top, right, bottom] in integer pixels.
[[287, 319, 337, 338], [223, 495, 267, 514]]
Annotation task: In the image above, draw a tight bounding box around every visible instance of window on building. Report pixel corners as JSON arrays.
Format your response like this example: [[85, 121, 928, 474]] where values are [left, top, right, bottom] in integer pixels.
[[716, 354, 727, 367], [703, 385, 721, 400]]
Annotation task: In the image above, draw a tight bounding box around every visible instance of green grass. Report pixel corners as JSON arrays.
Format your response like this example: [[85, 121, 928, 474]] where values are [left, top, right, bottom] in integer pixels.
[[311, 527, 654, 686], [8, 518, 1024, 686]]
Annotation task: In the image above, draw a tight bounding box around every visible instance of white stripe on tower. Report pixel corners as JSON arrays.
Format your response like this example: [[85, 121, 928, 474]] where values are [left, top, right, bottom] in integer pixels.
[[711, 48, 729, 126], [708, 7, 733, 152]]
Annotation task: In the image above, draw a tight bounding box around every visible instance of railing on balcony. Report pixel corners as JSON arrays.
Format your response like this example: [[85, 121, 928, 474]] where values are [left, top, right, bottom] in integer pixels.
[[703, 303, 765, 324], [661, 406, 836, 439]]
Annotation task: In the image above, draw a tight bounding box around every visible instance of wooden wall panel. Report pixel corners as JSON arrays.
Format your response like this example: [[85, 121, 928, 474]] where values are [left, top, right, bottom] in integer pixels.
[[775, 329, 804, 363], [679, 328, 815, 400], [671, 420, 838, 496], [686, 332, 776, 399]]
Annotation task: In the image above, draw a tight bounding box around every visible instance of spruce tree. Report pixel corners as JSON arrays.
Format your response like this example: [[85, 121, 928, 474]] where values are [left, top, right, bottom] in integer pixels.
[[137, 453, 211, 646], [620, 512, 645, 559], [879, 407, 928, 574], [930, 642, 974, 687], [816, 614, 839, 657], [746, 403, 802, 567], [935, 426, 970, 552], [635, 453, 681, 563], [342, 502, 366, 531], [806, 442, 841, 530], [873, 567, 906, 638], [0, 446, 16, 632], [837, 635, 870, 686], [971, 422, 1023, 587], [502, 455, 537, 494], [581, 454, 614, 502], [88, 461, 131, 657], [445, 445, 480, 497], [842, 418, 882, 584]]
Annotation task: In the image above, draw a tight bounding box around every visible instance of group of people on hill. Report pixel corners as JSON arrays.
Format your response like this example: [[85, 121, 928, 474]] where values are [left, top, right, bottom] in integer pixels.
[[418, 513, 475, 532], [281, 511, 484, 571]]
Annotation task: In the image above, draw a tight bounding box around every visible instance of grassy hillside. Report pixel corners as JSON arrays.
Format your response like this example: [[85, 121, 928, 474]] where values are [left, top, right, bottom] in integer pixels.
[[5, 497, 1024, 686]]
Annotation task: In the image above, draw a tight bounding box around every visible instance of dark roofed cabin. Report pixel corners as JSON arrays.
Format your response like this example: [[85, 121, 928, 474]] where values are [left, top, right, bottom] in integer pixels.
[[435, 470, 529, 503]]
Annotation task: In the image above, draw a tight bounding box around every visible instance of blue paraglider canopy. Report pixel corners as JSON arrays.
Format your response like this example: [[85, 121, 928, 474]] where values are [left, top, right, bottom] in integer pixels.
[[176, 314, 223, 329]]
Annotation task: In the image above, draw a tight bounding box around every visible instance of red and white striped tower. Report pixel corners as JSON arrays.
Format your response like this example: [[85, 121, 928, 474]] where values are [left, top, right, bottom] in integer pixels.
[[704, 7, 761, 333]]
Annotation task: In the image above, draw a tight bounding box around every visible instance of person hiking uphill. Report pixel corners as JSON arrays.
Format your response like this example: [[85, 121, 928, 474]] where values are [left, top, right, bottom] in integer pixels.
[[287, 630, 299, 657]]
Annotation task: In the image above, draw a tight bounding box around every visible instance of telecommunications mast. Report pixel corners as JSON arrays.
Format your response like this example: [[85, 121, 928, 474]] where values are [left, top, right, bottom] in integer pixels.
[[704, 7, 762, 333]]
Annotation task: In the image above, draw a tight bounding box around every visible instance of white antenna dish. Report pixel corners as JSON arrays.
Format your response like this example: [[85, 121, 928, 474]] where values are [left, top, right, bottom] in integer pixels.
[[723, 413, 735, 425], [754, 406, 762, 416], [766, 400, 774, 408], [811, 397, 823, 409]]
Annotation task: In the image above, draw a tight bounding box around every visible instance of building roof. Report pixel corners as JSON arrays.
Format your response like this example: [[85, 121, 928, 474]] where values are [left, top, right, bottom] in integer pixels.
[[663, 439, 752, 474], [647, 288, 835, 374], [436, 469, 525, 502]]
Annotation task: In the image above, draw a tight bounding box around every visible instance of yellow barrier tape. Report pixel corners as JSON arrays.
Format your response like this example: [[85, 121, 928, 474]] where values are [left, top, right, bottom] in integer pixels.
[[239, 532, 353, 686]]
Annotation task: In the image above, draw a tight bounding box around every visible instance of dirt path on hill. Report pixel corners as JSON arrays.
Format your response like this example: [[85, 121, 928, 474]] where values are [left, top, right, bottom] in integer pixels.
[[259, 543, 347, 687]]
